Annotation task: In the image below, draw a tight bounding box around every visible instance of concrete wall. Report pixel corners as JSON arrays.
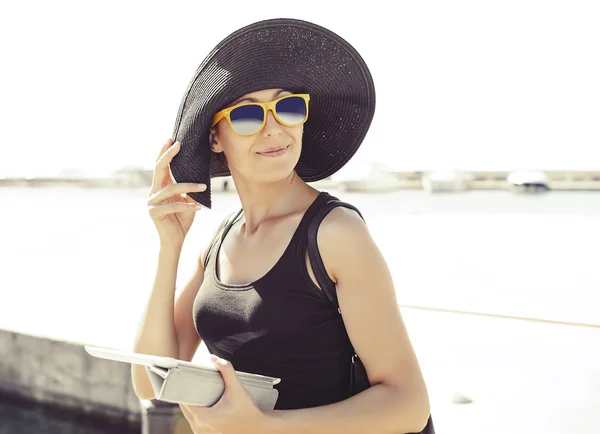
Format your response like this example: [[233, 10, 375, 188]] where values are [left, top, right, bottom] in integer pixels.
[[0, 328, 141, 424]]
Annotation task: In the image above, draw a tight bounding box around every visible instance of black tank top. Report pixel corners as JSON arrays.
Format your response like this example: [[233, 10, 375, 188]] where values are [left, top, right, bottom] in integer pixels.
[[192, 191, 355, 410]]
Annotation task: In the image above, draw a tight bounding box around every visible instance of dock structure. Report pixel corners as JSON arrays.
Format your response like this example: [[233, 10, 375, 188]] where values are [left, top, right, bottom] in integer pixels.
[[391, 170, 600, 192], [1, 169, 599, 192]]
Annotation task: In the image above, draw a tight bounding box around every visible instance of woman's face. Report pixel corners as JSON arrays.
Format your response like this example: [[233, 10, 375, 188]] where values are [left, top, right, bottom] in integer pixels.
[[210, 88, 304, 184]]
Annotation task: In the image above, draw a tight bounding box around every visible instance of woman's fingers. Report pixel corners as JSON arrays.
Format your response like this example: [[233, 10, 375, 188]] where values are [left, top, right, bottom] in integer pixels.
[[156, 138, 174, 162], [148, 201, 202, 221], [148, 183, 207, 205], [150, 140, 180, 195]]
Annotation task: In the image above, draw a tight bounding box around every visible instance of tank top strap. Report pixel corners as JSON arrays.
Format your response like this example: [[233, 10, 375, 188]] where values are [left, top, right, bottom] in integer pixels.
[[221, 208, 244, 238], [289, 191, 337, 240], [204, 209, 243, 269], [291, 191, 339, 257]]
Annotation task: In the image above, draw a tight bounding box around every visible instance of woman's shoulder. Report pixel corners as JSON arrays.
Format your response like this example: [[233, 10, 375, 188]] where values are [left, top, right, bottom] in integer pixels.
[[314, 198, 377, 281], [317, 198, 369, 246], [317, 193, 365, 228]]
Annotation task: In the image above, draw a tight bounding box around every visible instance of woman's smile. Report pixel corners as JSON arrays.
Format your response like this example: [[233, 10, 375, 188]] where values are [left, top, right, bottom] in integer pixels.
[[256, 145, 289, 157]]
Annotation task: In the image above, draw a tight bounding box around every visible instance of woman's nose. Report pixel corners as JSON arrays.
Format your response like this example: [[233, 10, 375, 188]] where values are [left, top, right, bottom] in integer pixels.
[[261, 110, 283, 136]]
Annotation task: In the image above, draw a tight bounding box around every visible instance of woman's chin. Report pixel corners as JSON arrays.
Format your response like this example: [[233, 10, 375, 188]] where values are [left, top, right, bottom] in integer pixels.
[[238, 164, 298, 186], [254, 155, 300, 179]]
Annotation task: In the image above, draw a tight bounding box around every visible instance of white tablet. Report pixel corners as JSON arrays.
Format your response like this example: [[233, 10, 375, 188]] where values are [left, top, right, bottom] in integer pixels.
[[84, 345, 281, 385], [85, 345, 187, 369]]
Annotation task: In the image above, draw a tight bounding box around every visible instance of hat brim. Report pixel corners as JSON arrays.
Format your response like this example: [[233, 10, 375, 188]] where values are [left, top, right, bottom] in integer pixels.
[[170, 18, 376, 209]]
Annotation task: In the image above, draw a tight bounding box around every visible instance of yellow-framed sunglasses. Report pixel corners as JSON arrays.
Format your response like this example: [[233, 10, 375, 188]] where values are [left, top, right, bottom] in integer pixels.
[[211, 93, 310, 136]]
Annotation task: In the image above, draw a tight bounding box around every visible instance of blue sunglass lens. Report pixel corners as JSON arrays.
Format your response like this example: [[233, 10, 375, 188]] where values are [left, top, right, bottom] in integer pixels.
[[230, 105, 265, 135], [275, 96, 307, 125]]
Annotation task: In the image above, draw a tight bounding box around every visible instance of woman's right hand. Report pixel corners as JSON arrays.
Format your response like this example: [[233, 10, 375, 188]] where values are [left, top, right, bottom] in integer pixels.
[[147, 138, 207, 249]]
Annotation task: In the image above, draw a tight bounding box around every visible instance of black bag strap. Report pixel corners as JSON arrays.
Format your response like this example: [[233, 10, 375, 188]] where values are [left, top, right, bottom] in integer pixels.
[[306, 199, 365, 308], [203, 210, 241, 269]]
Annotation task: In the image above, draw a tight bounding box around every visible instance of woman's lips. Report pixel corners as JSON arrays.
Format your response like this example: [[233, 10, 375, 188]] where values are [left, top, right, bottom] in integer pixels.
[[257, 145, 289, 157]]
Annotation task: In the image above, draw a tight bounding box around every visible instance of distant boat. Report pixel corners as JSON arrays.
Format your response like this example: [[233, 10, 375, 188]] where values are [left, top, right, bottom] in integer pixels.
[[421, 171, 470, 193], [335, 162, 400, 192], [507, 170, 550, 193], [309, 176, 338, 189]]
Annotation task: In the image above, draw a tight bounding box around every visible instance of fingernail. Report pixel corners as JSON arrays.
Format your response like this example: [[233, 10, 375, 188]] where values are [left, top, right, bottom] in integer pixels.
[[210, 354, 227, 366], [198, 184, 206, 190]]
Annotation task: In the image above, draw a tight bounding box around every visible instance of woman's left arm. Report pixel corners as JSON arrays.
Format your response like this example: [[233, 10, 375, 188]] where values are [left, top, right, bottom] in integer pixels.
[[262, 207, 431, 434]]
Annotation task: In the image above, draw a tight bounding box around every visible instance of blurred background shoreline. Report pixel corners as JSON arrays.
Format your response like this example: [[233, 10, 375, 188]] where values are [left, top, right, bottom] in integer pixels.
[[2, 165, 599, 193]]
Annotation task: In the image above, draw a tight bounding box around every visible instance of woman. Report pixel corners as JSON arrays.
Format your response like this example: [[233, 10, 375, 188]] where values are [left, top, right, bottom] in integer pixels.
[[132, 18, 432, 434]]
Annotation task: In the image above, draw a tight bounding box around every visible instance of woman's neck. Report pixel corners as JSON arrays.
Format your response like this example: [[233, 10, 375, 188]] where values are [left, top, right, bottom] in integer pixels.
[[232, 172, 319, 234]]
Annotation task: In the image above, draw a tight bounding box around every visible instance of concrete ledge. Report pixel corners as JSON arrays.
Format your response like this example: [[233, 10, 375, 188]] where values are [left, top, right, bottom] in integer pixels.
[[0, 390, 140, 433], [0, 328, 140, 424]]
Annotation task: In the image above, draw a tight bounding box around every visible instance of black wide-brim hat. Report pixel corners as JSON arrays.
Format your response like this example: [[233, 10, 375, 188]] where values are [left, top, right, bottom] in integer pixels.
[[170, 18, 376, 208]]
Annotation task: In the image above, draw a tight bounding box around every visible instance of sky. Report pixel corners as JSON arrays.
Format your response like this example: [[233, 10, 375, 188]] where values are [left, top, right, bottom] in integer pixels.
[[1, 0, 599, 178]]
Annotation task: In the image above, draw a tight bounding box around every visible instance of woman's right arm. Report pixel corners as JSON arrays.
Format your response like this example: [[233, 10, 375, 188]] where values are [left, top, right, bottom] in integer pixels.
[[131, 244, 209, 400], [130, 138, 208, 400]]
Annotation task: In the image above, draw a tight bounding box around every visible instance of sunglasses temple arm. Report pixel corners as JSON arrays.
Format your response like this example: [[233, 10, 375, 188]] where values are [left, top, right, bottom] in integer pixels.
[[212, 111, 226, 127]]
